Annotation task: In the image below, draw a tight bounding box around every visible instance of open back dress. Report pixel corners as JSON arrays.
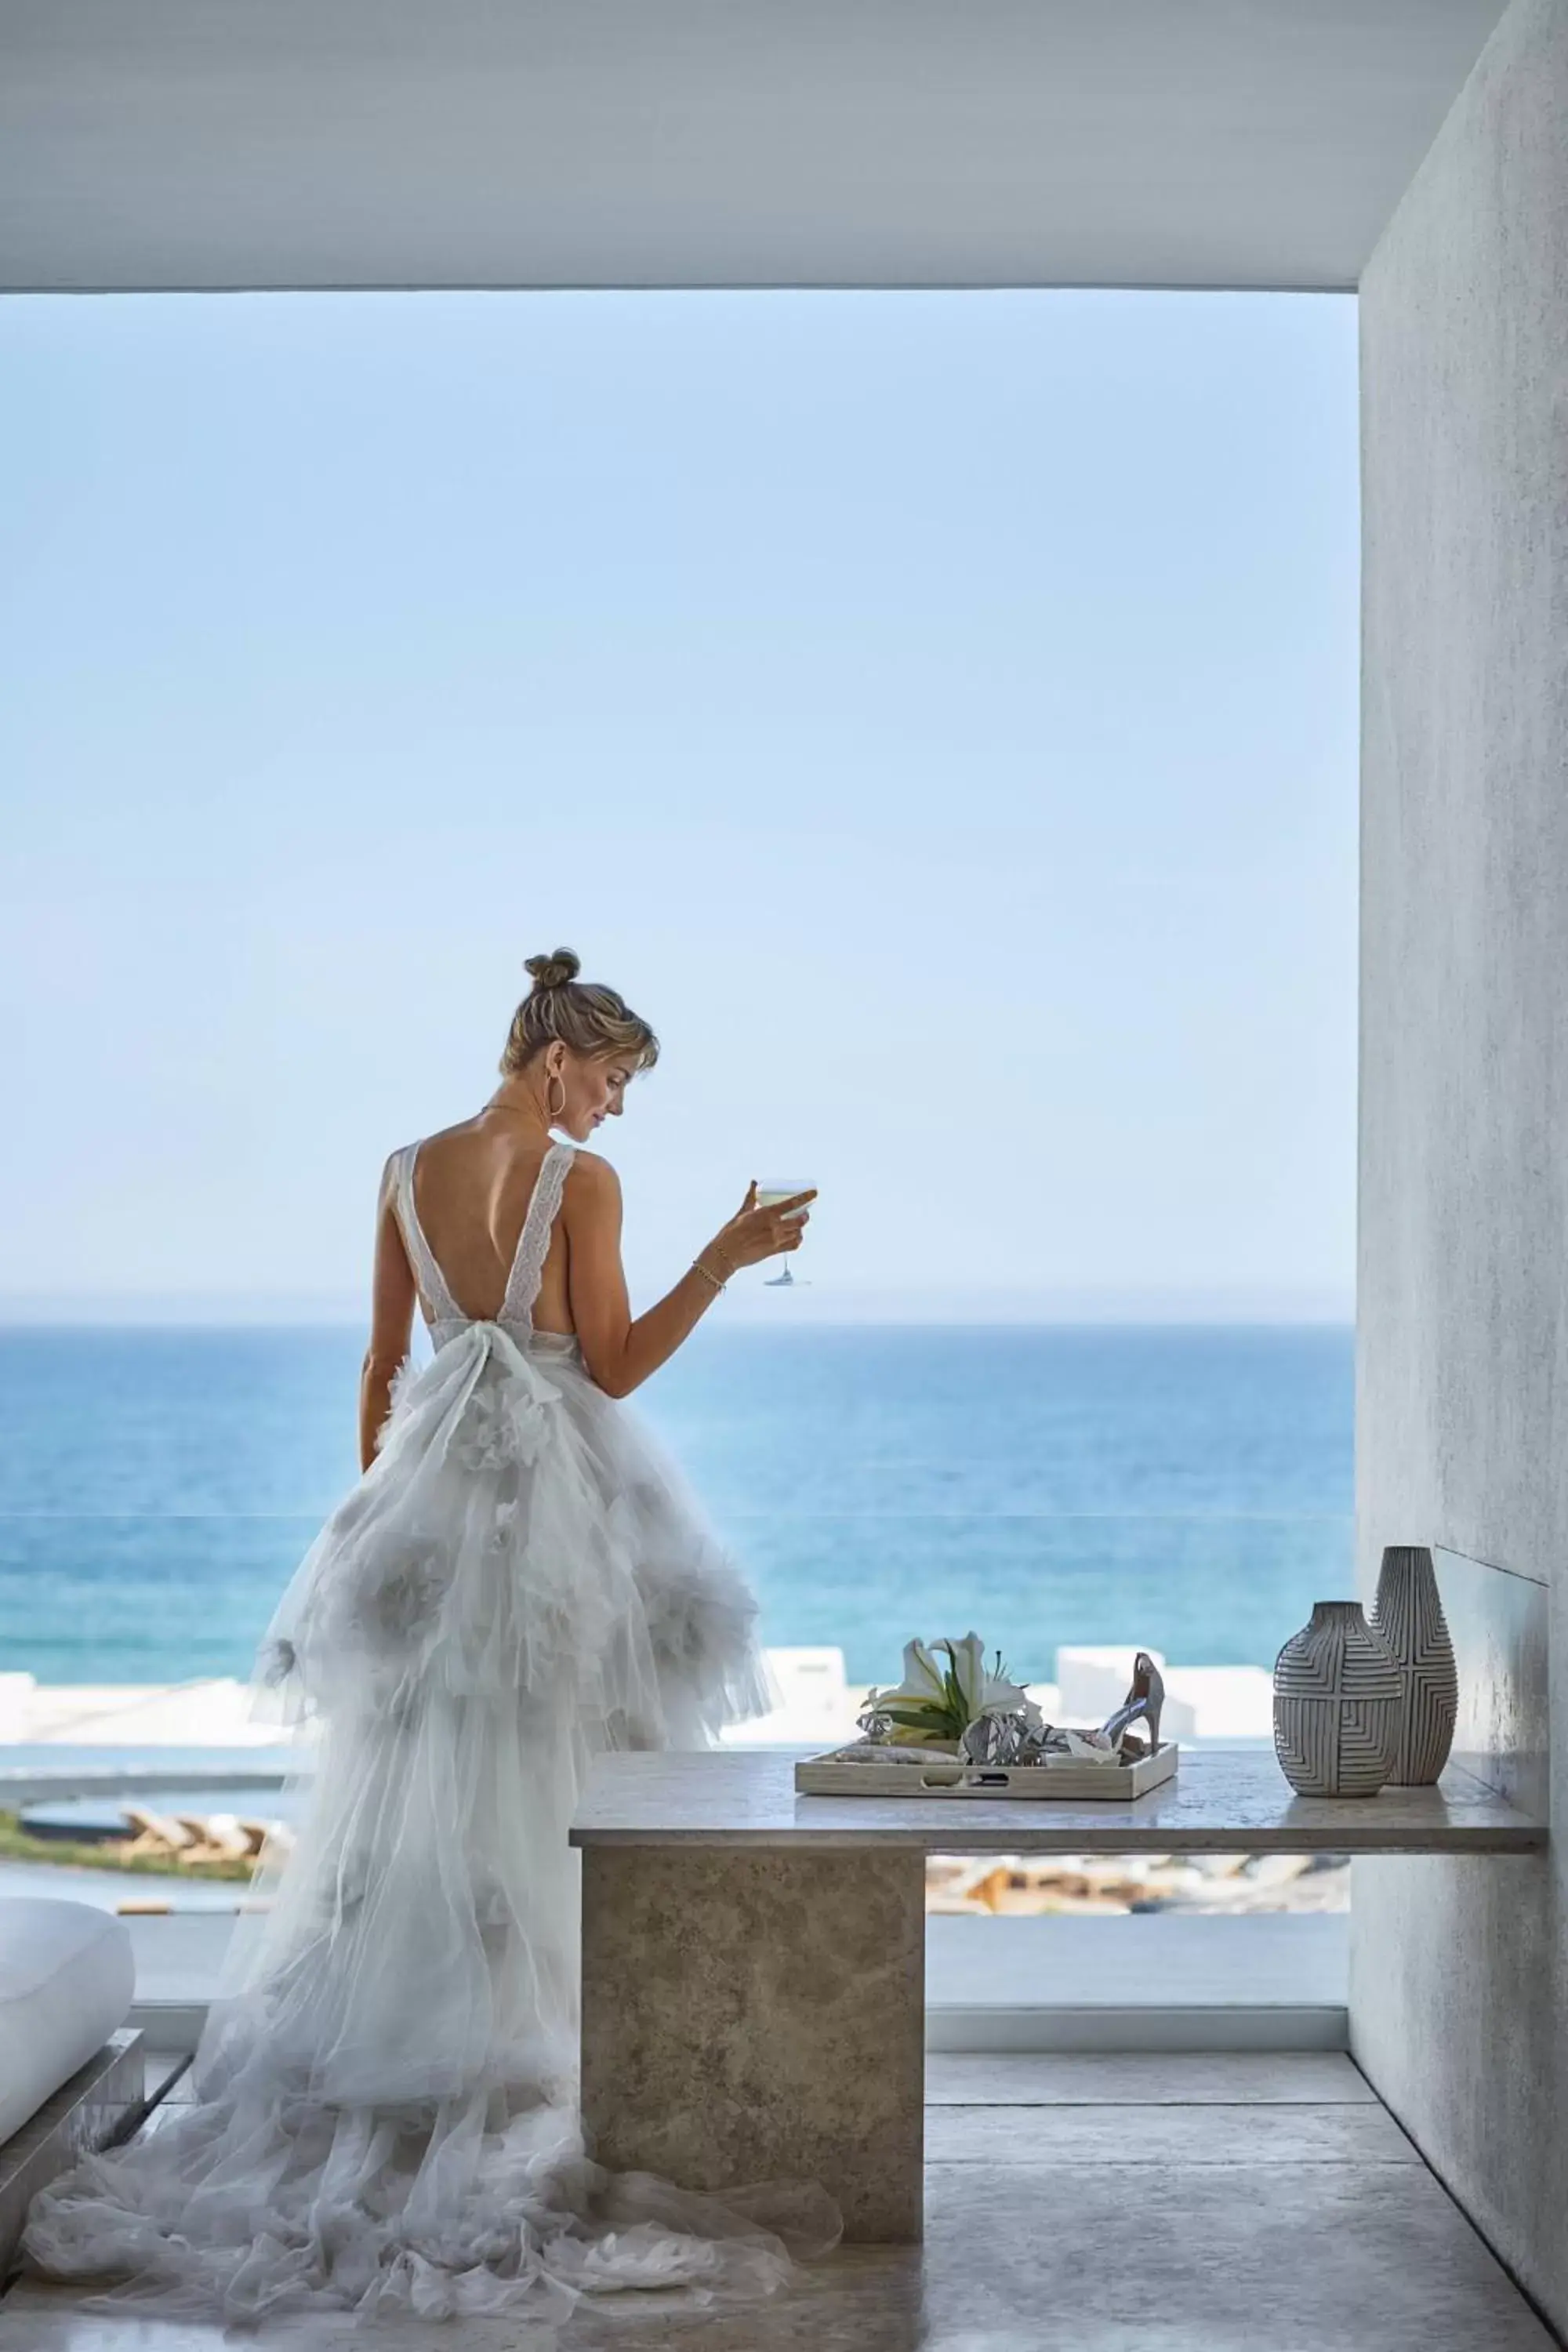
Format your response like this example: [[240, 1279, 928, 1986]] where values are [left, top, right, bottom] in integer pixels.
[[24, 1138, 836, 2325]]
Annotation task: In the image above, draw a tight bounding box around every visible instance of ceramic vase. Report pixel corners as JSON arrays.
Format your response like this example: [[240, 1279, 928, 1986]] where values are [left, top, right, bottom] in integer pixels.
[[1273, 1601, 1400, 1797], [1371, 1544, 1458, 1786]]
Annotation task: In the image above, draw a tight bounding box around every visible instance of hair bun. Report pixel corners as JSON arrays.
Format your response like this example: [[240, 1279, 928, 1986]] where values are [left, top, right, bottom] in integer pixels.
[[524, 947, 581, 991]]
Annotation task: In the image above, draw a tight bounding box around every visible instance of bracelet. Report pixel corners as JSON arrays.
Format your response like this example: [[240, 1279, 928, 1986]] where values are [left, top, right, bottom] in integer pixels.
[[691, 1250, 731, 1294]]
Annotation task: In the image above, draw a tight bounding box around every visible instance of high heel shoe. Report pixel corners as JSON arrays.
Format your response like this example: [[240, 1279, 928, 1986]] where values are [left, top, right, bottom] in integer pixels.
[[1098, 1650, 1165, 1755]]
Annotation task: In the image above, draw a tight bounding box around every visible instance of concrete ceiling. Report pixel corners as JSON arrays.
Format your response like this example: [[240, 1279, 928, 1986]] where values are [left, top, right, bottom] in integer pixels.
[[0, 0, 1508, 294]]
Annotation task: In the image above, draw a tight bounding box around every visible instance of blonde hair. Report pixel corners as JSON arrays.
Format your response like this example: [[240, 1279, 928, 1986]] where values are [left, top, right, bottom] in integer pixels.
[[499, 948, 660, 1077]]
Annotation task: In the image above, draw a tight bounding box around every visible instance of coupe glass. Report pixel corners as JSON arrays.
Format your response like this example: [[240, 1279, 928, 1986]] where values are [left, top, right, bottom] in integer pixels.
[[756, 1180, 815, 1287]]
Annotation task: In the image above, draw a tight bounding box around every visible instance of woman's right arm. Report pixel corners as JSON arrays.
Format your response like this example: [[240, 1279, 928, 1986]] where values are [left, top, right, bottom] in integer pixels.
[[565, 1155, 813, 1399]]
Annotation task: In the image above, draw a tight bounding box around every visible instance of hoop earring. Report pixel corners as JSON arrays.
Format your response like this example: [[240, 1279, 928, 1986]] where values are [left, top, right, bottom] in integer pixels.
[[545, 1068, 567, 1120]]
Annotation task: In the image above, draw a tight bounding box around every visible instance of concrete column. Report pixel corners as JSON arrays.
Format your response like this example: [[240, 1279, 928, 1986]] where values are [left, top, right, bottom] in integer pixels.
[[1355, 0, 1568, 2328]]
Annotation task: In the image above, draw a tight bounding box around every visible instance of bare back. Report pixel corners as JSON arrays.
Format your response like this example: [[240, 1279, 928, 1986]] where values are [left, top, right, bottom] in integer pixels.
[[362, 1091, 768, 1452], [407, 1119, 576, 1336]]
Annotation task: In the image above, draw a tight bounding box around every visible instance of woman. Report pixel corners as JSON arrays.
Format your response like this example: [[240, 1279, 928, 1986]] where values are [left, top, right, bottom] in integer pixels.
[[25, 949, 830, 2325]]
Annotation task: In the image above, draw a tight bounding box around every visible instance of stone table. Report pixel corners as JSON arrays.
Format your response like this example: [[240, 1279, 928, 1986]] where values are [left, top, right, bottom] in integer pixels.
[[571, 1748, 1544, 2241]]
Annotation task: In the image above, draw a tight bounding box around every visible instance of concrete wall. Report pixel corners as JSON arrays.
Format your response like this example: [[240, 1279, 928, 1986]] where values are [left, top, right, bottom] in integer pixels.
[[1353, 0, 1568, 2325]]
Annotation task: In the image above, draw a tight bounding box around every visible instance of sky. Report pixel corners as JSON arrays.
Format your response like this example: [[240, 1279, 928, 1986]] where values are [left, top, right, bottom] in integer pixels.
[[1, 289, 1359, 1323]]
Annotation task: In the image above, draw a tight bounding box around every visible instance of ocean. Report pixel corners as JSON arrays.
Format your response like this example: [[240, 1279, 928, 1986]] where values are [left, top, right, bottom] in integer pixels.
[[0, 1323, 1352, 1690]]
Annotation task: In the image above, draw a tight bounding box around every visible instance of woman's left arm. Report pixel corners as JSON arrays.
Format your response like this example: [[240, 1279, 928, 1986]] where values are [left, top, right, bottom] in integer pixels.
[[359, 1156, 417, 1471]]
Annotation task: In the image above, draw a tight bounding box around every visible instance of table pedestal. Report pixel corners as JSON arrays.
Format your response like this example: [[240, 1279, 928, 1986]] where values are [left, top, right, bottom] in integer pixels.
[[579, 1844, 925, 2242]]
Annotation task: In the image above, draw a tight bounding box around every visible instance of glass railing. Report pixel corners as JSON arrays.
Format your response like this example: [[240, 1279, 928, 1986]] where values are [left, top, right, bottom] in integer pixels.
[[713, 1504, 1353, 1694], [0, 1504, 1352, 1929]]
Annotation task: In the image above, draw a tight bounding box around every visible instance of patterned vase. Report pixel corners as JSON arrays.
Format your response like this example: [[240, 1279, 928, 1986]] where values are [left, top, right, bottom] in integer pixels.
[[1273, 1602, 1400, 1797], [1372, 1544, 1458, 1786]]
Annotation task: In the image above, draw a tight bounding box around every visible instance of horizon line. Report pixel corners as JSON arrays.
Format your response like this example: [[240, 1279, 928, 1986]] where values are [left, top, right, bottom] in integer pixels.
[[0, 1290, 1355, 1332]]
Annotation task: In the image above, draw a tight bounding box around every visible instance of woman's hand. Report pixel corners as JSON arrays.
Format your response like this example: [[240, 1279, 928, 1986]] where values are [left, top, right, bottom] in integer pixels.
[[701, 1181, 816, 1277]]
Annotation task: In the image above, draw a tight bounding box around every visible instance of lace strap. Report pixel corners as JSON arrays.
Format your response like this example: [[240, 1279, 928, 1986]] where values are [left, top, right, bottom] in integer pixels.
[[501, 1142, 576, 1327], [391, 1143, 463, 1327]]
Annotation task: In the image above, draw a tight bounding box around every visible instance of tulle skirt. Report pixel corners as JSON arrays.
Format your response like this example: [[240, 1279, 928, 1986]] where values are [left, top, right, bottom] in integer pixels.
[[23, 1323, 838, 2327]]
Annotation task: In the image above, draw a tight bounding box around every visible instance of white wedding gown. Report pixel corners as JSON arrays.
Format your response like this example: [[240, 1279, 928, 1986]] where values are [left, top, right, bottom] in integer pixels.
[[24, 1140, 839, 2327]]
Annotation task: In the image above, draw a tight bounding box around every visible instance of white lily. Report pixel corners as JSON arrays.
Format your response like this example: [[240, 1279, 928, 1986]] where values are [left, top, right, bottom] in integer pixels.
[[866, 1632, 1037, 1748], [947, 1631, 1034, 1722]]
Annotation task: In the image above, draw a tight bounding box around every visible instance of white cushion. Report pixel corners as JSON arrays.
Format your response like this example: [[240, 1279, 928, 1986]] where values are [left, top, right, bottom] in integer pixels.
[[0, 1900, 135, 2143]]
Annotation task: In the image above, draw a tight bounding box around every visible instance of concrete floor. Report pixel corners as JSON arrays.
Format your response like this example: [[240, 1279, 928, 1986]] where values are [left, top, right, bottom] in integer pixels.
[[2, 2054, 1555, 2350]]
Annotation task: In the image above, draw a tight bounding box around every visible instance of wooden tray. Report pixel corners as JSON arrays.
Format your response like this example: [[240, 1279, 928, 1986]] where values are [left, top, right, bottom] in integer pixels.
[[794, 1740, 1178, 1802]]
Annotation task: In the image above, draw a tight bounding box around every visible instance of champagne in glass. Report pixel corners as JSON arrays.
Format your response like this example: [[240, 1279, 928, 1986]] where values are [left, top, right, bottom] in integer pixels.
[[756, 1179, 815, 1287]]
